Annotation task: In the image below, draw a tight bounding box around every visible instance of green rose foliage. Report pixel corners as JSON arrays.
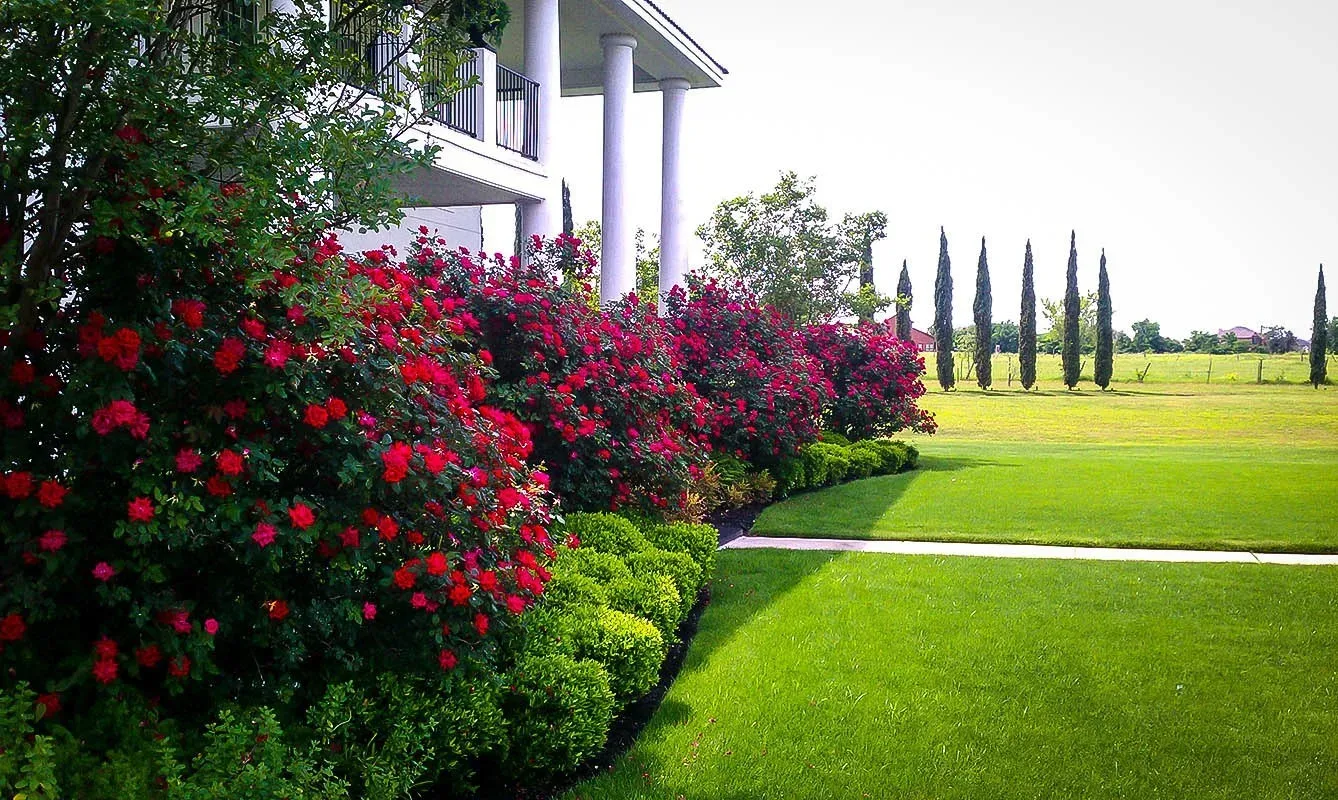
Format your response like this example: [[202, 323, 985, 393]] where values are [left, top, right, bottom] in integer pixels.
[[0, 232, 558, 725]]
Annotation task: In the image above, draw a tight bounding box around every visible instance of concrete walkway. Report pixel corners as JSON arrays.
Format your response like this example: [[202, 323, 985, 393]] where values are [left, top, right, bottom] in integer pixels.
[[721, 536, 1338, 565]]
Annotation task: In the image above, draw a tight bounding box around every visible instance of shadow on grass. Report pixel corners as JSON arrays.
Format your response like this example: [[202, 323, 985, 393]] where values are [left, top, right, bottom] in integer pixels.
[[564, 549, 844, 800], [754, 455, 1016, 539]]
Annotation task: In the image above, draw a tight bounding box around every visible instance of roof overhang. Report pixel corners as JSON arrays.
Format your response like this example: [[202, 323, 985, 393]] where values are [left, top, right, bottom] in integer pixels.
[[497, 0, 727, 97]]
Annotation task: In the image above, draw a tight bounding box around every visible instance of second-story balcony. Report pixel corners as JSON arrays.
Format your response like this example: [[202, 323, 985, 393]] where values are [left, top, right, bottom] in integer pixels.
[[329, 1, 541, 163]]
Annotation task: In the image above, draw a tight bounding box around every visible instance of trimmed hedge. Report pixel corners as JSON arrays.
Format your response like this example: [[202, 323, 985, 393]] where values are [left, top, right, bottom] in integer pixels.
[[501, 655, 615, 779], [643, 522, 717, 581], [568, 607, 664, 704], [625, 549, 702, 620], [561, 512, 651, 556], [607, 574, 681, 644], [775, 439, 919, 497]]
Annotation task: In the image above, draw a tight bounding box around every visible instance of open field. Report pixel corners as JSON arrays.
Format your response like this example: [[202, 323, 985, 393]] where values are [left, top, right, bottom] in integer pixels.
[[568, 549, 1338, 800], [973, 351, 1333, 386], [754, 383, 1338, 551]]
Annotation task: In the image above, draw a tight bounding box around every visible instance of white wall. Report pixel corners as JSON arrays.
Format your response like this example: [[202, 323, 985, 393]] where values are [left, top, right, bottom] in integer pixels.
[[337, 206, 484, 256]]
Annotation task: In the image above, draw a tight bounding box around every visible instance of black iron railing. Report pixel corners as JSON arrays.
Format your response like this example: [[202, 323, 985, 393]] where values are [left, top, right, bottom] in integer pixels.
[[330, 0, 404, 94], [496, 64, 539, 160], [187, 0, 266, 46], [423, 50, 480, 137]]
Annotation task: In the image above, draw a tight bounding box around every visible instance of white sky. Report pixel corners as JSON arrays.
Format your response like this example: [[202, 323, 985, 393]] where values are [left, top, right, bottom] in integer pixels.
[[485, 0, 1337, 337]]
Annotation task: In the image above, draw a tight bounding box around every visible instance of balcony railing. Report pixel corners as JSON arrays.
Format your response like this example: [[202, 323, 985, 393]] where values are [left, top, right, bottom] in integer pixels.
[[327, 3, 540, 162], [422, 50, 480, 137], [496, 65, 539, 161], [330, 0, 404, 93]]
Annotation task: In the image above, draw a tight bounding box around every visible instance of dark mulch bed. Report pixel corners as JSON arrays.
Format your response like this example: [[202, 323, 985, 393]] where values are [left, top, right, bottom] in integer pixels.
[[708, 502, 766, 548], [471, 587, 712, 800]]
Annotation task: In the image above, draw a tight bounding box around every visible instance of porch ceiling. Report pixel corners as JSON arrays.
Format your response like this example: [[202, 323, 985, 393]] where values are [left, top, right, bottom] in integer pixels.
[[496, 0, 727, 96]]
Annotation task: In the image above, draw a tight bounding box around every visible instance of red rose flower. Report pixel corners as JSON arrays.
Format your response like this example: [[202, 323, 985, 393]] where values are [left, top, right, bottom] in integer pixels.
[[127, 496, 155, 523], [92, 561, 116, 581], [287, 503, 315, 530], [303, 404, 329, 428], [175, 448, 203, 473], [216, 449, 244, 476], [0, 613, 26, 641], [438, 649, 458, 670], [92, 658, 119, 685], [4, 471, 33, 499], [93, 636, 118, 660], [36, 693, 61, 716], [168, 655, 191, 678], [325, 397, 348, 419], [362, 602, 377, 620], [213, 337, 246, 375], [267, 599, 290, 620], [392, 566, 416, 590], [170, 298, 206, 329], [38, 529, 66, 552], [252, 522, 277, 548], [136, 644, 163, 667], [36, 479, 68, 509], [473, 613, 489, 636], [425, 551, 448, 577], [10, 360, 35, 385]]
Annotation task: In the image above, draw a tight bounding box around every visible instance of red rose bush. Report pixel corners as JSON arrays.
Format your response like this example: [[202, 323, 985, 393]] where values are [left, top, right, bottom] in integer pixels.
[[801, 323, 937, 439], [0, 233, 555, 716], [664, 276, 833, 466], [422, 233, 710, 512]]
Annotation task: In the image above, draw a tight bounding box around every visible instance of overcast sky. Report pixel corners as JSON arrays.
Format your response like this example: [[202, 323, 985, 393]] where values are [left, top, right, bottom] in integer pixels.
[[485, 0, 1337, 337]]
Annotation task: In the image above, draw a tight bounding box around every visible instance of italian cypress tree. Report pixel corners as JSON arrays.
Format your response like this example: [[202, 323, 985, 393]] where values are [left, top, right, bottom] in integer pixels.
[[1061, 230, 1081, 389], [561, 179, 574, 236], [895, 259, 913, 340], [1095, 249, 1114, 390], [1312, 265, 1328, 388], [1020, 240, 1037, 390], [933, 227, 955, 390], [974, 237, 993, 389]]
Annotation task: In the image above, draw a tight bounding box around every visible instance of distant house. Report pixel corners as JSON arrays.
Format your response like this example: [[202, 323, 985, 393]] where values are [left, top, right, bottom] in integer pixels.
[[882, 321, 937, 352], [1218, 326, 1263, 347], [910, 328, 937, 352]]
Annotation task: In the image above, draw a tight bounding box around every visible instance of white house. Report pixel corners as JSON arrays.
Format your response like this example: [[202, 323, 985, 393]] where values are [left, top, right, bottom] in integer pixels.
[[316, 0, 727, 303]]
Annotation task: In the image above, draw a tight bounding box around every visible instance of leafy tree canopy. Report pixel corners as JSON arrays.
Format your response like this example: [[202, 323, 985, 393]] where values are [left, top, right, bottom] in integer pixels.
[[0, 0, 496, 333], [696, 171, 889, 324], [1041, 292, 1097, 353]]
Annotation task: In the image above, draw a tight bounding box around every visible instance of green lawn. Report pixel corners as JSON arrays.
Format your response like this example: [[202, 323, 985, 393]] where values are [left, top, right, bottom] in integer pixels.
[[753, 384, 1338, 552], [568, 549, 1338, 800], [981, 351, 1332, 387]]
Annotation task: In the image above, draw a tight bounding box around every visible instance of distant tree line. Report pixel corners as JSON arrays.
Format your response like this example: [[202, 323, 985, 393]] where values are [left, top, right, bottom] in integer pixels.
[[689, 173, 1333, 389]]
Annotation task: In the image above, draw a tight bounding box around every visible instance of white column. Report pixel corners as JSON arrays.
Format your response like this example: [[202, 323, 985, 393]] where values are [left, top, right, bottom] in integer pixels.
[[474, 47, 498, 145], [519, 0, 561, 254], [658, 78, 690, 302], [600, 33, 637, 303]]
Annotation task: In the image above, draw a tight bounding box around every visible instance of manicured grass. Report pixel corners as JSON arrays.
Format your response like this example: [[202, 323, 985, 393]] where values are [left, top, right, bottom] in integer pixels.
[[754, 384, 1338, 551], [754, 440, 1338, 552], [568, 549, 1338, 800], [980, 351, 1333, 387], [909, 382, 1338, 447]]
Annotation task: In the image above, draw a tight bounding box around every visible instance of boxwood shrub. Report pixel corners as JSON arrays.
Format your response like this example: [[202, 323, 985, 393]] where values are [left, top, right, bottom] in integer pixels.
[[607, 573, 681, 643], [643, 522, 717, 580], [561, 512, 650, 556], [625, 548, 703, 620], [501, 655, 615, 780], [564, 607, 663, 705]]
